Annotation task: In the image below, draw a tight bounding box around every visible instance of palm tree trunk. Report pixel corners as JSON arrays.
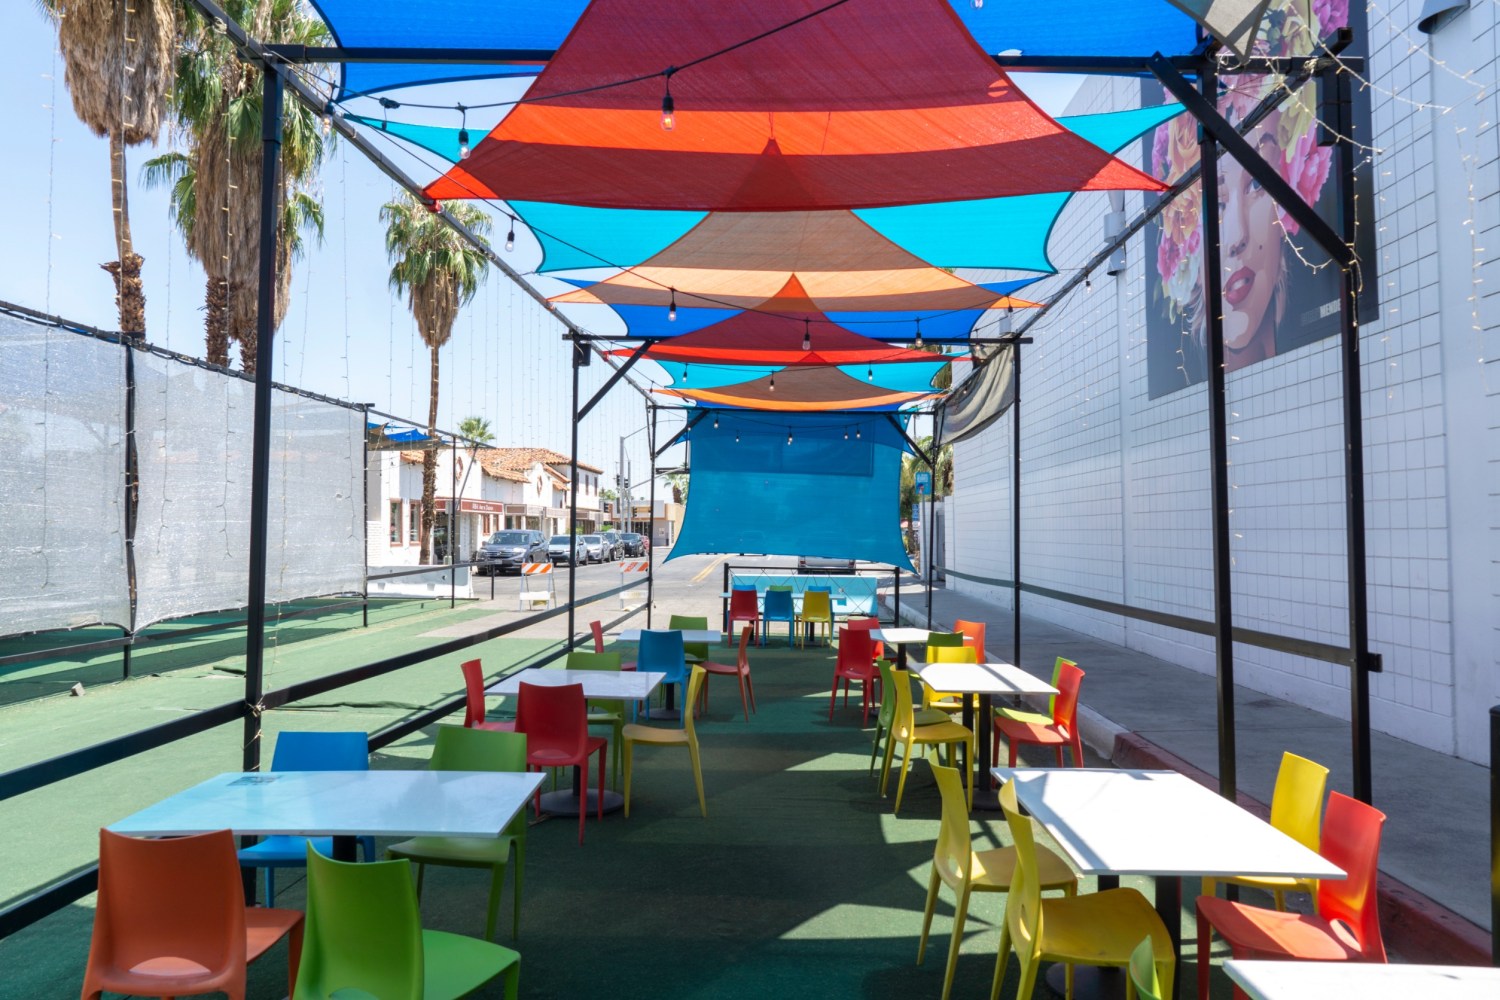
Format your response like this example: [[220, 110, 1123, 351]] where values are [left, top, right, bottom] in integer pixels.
[[102, 129, 146, 337], [419, 343, 441, 564], [204, 275, 231, 367]]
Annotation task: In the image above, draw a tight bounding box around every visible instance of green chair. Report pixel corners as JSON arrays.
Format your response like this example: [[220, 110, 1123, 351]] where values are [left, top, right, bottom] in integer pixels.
[[385, 725, 528, 942], [669, 614, 710, 666], [870, 655, 951, 784], [567, 650, 626, 788], [994, 655, 1071, 727], [295, 846, 520, 1000], [1128, 936, 1165, 1000]]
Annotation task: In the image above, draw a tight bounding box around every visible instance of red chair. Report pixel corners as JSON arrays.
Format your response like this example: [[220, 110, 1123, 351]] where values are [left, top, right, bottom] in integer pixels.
[[82, 828, 303, 1000], [592, 619, 636, 670], [516, 681, 608, 844], [843, 616, 885, 663], [1195, 792, 1387, 1000], [727, 588, 760, 646], [994, 661, 1085, 767], [701, 625, 757, 721], [829, 627, 881, 725], [462, 659, 515, 732]]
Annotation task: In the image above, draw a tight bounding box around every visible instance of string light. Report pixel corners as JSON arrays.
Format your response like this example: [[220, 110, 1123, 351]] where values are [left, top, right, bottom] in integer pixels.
[[972, 0, 983, 7], [1085, 276, 1092, 293], [713, 414, 719, 429], [768, 372, 776, 392], [668, 287, 678, 322], [661, 67, 677, 132], [457, 104, 471, 159], [735, 431, 740, 443], [914, 318, 924, 348], [844, 427, 849, 439], [505, 214, 515, 253], [321, 102, 333, 136], [802, 319, 811, 352], [867, 365, 874, 381], [787, 430, 794, 445], [855, 426, 861, 439]]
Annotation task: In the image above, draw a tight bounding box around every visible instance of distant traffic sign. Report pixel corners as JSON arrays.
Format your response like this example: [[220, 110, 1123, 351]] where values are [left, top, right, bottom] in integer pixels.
[[914, 470, 932, 496]]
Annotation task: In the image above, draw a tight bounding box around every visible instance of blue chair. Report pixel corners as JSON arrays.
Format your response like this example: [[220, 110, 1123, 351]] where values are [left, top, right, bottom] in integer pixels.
[[637, 629, 688, 723], [237, 731, 377, 903], [762, 588, 797, 646]]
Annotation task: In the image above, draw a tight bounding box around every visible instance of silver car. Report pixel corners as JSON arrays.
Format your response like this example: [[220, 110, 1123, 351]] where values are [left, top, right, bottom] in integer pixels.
[[581, 534, 607, 564], [547, 534, 586, 565]]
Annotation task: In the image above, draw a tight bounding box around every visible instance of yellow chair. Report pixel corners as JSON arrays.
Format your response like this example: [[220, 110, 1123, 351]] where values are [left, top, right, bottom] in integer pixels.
[[622, 665, 707, 818], [799, 589, 834, 648], [919, 762, 1077, 1000], [872, 656, 951, 786], [992, 780, 1173, 1000], [994, 656, 1071, 728], [924, 644, 979, 715], [1128, 937, 1165, 1000], [882, 667, 975, 814], [567, 650, 626, 789], [1200, 751, 1329, 910]]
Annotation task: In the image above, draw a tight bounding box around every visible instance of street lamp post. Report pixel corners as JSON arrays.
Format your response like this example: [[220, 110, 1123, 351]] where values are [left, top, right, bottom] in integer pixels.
[[620, 424, 650, 535]]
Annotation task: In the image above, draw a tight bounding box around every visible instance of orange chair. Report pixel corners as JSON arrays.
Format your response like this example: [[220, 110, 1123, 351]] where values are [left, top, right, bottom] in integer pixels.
[[829, 626, 881, 725], [591, 619, 636, 671], [701, 625, 757, 721], [461, 659, 515, 733], [727, 588, 760, 646], [1195, 791, 1387, 1000], [954, 619, 988, 660], [994, 661, 1085, 767], [516, 680, 608, 845], [82, 828, 303, 1000]]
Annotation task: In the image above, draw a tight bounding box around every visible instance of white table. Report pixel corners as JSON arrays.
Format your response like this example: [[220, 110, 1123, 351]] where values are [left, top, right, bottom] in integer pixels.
[[870, 627, 936, 670], [991, 768, 1344, 1000], [111, 770, 544, 862], [1225, 960, 1500, 1000]]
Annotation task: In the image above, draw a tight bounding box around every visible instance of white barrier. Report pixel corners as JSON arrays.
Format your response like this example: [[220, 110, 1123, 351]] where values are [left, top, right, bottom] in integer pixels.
[[518, 562, 556, 610], [619, 559, 650, 609]]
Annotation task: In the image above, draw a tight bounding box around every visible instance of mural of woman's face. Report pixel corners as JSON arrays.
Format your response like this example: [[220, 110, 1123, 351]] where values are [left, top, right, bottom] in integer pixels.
[[1218, 128, 1285, 361]]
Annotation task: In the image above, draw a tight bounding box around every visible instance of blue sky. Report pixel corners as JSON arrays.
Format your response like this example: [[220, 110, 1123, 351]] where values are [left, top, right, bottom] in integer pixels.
[[0, 6, 1081, 485]]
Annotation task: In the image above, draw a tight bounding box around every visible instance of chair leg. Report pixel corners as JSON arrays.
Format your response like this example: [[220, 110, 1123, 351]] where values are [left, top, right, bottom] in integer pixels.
[[689, 740, 707, 817], [828, 672, 841, 720], [1055, 745, 1065, 767], [1071, 730, 1084, 768], [1196, 903, 1212, 1000], [622, 739, 634, 818], [917, 867, 941, 965], [597, 746, 607, 821], [736, 671, 750, 722], [1008, 740, 1018, 767], [869, 722, 885, 775], [578, 759, 588, 845], [502, 960, 520, 1000], [893, 739, 915, 814], [963, 739, 975, 810], [942, 884, 972, 1000], [991, 921, 1012, 1000], [511, 840, 524, 940], [485, 859, 505, 942], [746, 671, 757, 712]]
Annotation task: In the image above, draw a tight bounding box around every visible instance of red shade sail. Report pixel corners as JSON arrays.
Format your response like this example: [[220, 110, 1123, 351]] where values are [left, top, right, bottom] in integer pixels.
[[656, 366, 936, 410], [425, 0, 1166, 210]]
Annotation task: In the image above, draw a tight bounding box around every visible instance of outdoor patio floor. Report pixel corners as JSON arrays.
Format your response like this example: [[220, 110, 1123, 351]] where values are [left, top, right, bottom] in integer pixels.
[[2, 631, 1276, 999]]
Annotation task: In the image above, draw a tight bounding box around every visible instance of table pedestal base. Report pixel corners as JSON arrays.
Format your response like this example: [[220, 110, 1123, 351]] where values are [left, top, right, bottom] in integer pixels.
[[538, 788, 624, 816]]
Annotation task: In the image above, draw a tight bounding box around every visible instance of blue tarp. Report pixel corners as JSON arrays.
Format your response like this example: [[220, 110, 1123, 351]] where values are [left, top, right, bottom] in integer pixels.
[[671, 411, 913, 569]]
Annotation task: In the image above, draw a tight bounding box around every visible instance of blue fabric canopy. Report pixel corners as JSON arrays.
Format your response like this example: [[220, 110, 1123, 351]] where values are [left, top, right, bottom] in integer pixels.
[[671, 411, 914, 569]]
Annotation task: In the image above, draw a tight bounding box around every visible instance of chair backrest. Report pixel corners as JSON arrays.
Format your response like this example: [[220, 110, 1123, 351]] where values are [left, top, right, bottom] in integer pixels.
[[682, 666, 707, 742], [729, 588, 759, 618], [929, 645, 978, 665], [844, 616, 883, 660], [803, 590, 833, 620], [1270, 751, 1329, 854], [875, 655, 898, 730], [1046, 657, 1074, 715], [930, 761, 974, 888], [836, 627, 875, 677], [590, 620, 606, 654], [270, 730, 370, 772], [1053, 662, 1085, 730], [924, 631, 965, 661], [1315, 791, 1387, 961], [763, 589, 795, 619], [998, 781, 1044, 987], [87, 829, 246, 996], [296, 847, 423, 998], [429, 724, 528, 838], [670, 615, 710, 661], [889, 667, 917, 734], [1127, 937, 1164, 1000], [637, 629, 688, 685], [516, 681, 589, 759], [461, 659, 490, 729], [954, 619, 987, 660], [567, 650, 623, 673], [735, 624, 753, 666]]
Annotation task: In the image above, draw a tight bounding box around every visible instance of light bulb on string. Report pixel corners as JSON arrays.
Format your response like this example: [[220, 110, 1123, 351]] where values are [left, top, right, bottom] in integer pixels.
[[972, 0, 983, 7], [668, 288, 677, 322], [844, 427, 849, 440], [713, 414, 719, 429], [456, 104, 470, 159], [787, 430, 793, 446], [867, 365, 874, 381], [321, 103, 333, 136], [914, 318, 923, 348], [1085, 276, 1092, 293], [855, 426, 861, 439], [735, 431, 740, 443], [768, 372, 776, 392], [802, 319, 811, 353], [505, 215, 515, 253], [661, 68, 676, 132]]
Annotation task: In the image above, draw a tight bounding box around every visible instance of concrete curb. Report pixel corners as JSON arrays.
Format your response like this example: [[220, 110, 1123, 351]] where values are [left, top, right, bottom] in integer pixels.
[[881, 596, 1492, 966]]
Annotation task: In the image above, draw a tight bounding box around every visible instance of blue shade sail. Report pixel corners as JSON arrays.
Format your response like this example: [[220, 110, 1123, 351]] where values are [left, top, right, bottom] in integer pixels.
[[345, 115, 464, 163], [1060, 106, 1186, 153], [654, 358, 947, 392], [511, 202, 706, 274], [671, 412, 913, 569], [951, 2, 1199, 59]]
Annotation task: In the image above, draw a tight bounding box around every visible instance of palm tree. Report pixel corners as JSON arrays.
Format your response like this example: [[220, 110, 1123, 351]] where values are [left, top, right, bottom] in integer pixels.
[[40, 0, 176, 335], [457, 415, 495, 446], [900, 434, 952, 551], [382, 194, 492, 563], [140, 0, 331, 371]]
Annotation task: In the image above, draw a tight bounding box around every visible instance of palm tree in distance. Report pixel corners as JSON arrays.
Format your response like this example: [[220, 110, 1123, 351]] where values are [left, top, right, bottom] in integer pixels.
[[900, 434, 952, 552], [40, 0, 176, 336], [382, 194, 492, 564], [457, 416, 496, 446]]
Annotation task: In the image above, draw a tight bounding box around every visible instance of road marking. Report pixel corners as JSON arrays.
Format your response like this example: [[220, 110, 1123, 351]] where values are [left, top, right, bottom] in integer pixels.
[[690, 555, 727, 584]]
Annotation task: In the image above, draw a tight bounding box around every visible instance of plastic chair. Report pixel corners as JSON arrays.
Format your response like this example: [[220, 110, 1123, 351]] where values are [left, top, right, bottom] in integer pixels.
[[1201, 752, 1329, 909], [701, 624, 757, 721], [568, 649, 627, 785], [461, 659, 517, 732], [954, 619, 988, 660], [870, 655, 951, 784], [83, 828, 303, 1000], [670, 614, 710, 665], [922, 632, 969, 713], [829, 626, 881, 725], [1128, 936, 1166, 1000], [637, 629, 689, 719], [800, 589, 835, 647], [844, 615, 886, 662], [761, 587, 797, 646], [919, 762, 1077, 1000], [727, 588, 760, 646], [295, 846, 520, 1000], [591, 619, 635, 671], [237, 731, 378, 903], [994, 656, 1071, 729], [994, 661, 1086, 768], [622, 665, 708, 818], [1195, 792, 1387, 1000], [516, 681, 608, 845], [991, 781, 1174, 1000], [385, 725, 529, 942], [882, 667, 975, 814]]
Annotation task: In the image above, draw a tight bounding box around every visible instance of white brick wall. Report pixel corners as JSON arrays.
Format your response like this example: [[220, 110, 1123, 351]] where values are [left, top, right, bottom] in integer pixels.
[[952, 12, 1500, 763]]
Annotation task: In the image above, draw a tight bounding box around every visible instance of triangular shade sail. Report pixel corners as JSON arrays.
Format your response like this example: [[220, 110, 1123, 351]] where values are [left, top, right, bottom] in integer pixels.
[[611, 305, 950, 366], [424, 0, 1165, 210], [1163, 0, 1272, 56], [670, 411, 913, 568], [657, 365, 937, 411]]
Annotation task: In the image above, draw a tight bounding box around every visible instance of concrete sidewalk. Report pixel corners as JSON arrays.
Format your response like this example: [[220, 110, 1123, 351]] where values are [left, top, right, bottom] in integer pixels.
[[881, 578, 1493, 964]]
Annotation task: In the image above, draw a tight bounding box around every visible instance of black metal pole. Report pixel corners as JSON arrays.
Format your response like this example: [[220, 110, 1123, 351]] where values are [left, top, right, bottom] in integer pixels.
[[361, 404, 370, 628], [925, 424, 937, 629], [449, 441, 456, 609], [1328, 68, 1375, 804], [1199, 61, 1238, 804], [1012, 345, 1022, 666], [242, 65, 282, 775], [1491, 704, 1499, 965], [646, 406, 658, 628], [567, 340, 581, 649]]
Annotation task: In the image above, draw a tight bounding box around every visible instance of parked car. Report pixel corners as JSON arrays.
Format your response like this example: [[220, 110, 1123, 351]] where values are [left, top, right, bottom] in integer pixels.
[[617, 532, 647, 557], [599, 530, 622, 561], [797, 556, 857, 574], [472, 530, 548, 575], [548, 534, 587, 565], [581, 534, 607, 563]]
